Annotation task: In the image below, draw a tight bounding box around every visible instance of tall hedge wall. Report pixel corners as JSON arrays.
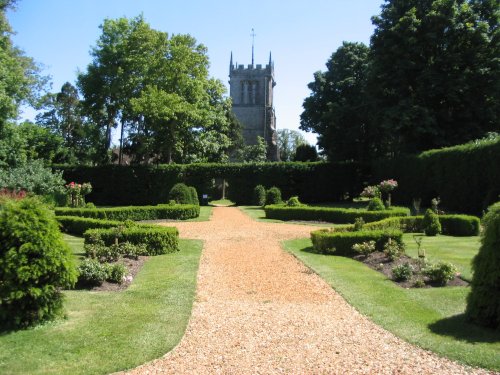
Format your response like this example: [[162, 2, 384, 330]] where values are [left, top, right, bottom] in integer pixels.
[[58, 162, 366, 206], [372, 138, 500, 215]]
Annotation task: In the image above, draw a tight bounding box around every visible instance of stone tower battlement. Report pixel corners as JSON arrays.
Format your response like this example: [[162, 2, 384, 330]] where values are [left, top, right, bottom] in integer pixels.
[[229, 52, 279, 161]]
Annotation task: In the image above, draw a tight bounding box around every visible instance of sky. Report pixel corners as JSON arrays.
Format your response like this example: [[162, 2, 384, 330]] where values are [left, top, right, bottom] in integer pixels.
[[7, 0, 385, 145]]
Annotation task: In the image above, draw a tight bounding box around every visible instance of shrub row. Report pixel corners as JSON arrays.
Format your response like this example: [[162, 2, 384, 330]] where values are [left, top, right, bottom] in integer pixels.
[[54, 204, 199, 221], [264, 205, 410, 223], [56, 216, 124, 236], [311, 229, 403, 256], [372, 137, 500, 215], [56, 162, 366, 206], [84, 226, 179, 256], [362, 214, 480, 236]]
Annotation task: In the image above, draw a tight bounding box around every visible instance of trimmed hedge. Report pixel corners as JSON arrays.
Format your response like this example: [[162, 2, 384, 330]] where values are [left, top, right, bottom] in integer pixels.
[[54, 204, 199, 221], [57, 216, 123, 236], [362, 215, 480, 236], [56, 162, 366, 206], [311, 229, 403, 256], [264, 205, 410, 223], [84, 226, 179, 255], [372, 137, 500, 215]]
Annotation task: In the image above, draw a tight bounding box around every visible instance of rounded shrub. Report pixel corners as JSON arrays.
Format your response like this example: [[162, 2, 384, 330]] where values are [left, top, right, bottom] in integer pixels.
[[423, 262, 457, 285], [77, 258, 108, 286], [188, 186, 199, 205], [0, 197, 77, 329], [168, 183, 191, 204], [392, 263, 413, 281], [107, 263, 127, 284], [423, 209, 441, 236], [466, 202, 500, 328], [266, 186, 282, 205], [286, 196, 303, 207], [253, 185, 266, 206], [367, 197, 385, 211]]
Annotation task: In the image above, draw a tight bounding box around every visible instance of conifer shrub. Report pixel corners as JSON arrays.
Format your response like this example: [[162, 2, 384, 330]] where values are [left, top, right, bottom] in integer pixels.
[[188, 186, 199, 205], [367, 197, 386, 211], [466, 202, 500, 328], [266, 186, 282, 205], [0, 197, 77, 329], [253, 185, 266, 206], [423, 209, 442, 236], [168, 183, 192, 204]]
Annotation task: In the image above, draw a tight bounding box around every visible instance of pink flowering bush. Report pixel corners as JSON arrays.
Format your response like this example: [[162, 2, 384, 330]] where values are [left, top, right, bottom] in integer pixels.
[[379, 179, 398, 193], [65, 182, 92, 207], [360, 185, 381, 199]]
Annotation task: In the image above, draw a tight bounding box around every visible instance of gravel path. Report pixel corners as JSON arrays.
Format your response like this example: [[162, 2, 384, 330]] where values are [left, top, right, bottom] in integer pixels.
[[124, 207, 488, 374]]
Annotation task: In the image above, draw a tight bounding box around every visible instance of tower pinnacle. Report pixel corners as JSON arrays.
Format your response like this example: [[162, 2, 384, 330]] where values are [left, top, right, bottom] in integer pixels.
[[251, 28, 256, 67]]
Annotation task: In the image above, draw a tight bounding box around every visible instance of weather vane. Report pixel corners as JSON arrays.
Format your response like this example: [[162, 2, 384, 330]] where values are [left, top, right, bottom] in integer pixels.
[[251, 28, 256, 67]]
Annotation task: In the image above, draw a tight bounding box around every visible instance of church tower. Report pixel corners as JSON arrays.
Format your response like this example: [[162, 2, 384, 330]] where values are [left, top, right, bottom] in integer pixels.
[[229, 51, 279, 161]]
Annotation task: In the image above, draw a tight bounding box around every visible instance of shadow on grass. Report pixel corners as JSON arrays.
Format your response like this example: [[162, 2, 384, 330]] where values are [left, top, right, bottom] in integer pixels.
[[429, 314, 500, 343]]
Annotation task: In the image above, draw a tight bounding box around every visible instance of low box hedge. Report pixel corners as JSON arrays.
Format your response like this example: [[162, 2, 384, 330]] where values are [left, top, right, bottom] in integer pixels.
[[84, 226, 179, 255], [55, 204, 200, 221], [57, 216, 124, 236], [311, 229, 403, 256], [264, 205, 410, 223], [362, 215, 480, 236]]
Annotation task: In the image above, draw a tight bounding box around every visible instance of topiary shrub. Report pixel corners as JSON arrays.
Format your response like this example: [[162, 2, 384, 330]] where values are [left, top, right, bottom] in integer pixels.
[[0, 197, 77, 329], [466, 202, 500, 328], [253, 185, 267, 206], [423, 209, 441, 236], [168, 183, 191, 204], [286, 196, 303, 207], [367, 197, 385, 211], [188, 186, 199, 206], [266, 186, 282, 205]]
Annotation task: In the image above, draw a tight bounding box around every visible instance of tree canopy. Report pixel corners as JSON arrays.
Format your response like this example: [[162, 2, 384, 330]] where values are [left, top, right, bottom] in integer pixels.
[[301, 0, 499, 161]]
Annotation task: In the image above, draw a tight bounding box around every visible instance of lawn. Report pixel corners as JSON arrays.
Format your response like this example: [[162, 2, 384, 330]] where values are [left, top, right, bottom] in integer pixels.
[[284, 238, 500, 371], [403, 233, 480, 281], [186, 205, 213, 221], [209, 198, 235, 206], [0, 238, 203, 375], [239, 205, 337, 227]]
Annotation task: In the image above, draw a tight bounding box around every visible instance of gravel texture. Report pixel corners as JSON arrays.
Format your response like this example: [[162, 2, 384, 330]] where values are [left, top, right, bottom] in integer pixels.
[[122, 207, 489, 374]]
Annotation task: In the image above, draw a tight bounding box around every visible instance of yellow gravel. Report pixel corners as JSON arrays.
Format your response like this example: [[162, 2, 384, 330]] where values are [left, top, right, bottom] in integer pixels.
[[123, 207, 488, 374]]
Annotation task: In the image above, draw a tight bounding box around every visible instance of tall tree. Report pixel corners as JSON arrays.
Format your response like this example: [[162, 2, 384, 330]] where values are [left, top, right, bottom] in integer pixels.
[[277, 129, 307, 161], [0, 0, 46, 128], [369, 0, 499, 155], [300, 42, 372, 161]]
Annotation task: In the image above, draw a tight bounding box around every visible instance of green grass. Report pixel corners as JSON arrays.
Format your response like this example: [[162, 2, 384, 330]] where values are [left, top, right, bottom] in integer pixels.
[[209, 198, 235, 206], [0, 239, 203, 375], [239, 205, 338, 227], [186, 205, 213, 221], [63, 233, 85, 263], [284, 238, 500, 371], [403, 233, 480, 281]]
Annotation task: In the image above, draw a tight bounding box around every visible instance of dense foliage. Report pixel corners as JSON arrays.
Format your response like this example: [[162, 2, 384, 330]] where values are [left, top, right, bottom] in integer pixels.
[[311, 228, 403, 256], [466, 202, 500, 328], [54, 204, 199, 221], [301, 0, 499, 160], [0, 197, 77, 329], [264, 205, 410, 223]]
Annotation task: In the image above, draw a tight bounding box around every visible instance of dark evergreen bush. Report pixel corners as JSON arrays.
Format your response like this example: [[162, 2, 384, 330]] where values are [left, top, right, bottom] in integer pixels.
[[168, 183, 192, 204], [0, 198, 77, 329], [367, 197, 385, 211], [466, 202, 500, 328], [423, 209, 441, 236], [56, 216, 123, 236], [253, 185, 266, 206], [266, 187, 282, 205], [189, 186, 199, 205]]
